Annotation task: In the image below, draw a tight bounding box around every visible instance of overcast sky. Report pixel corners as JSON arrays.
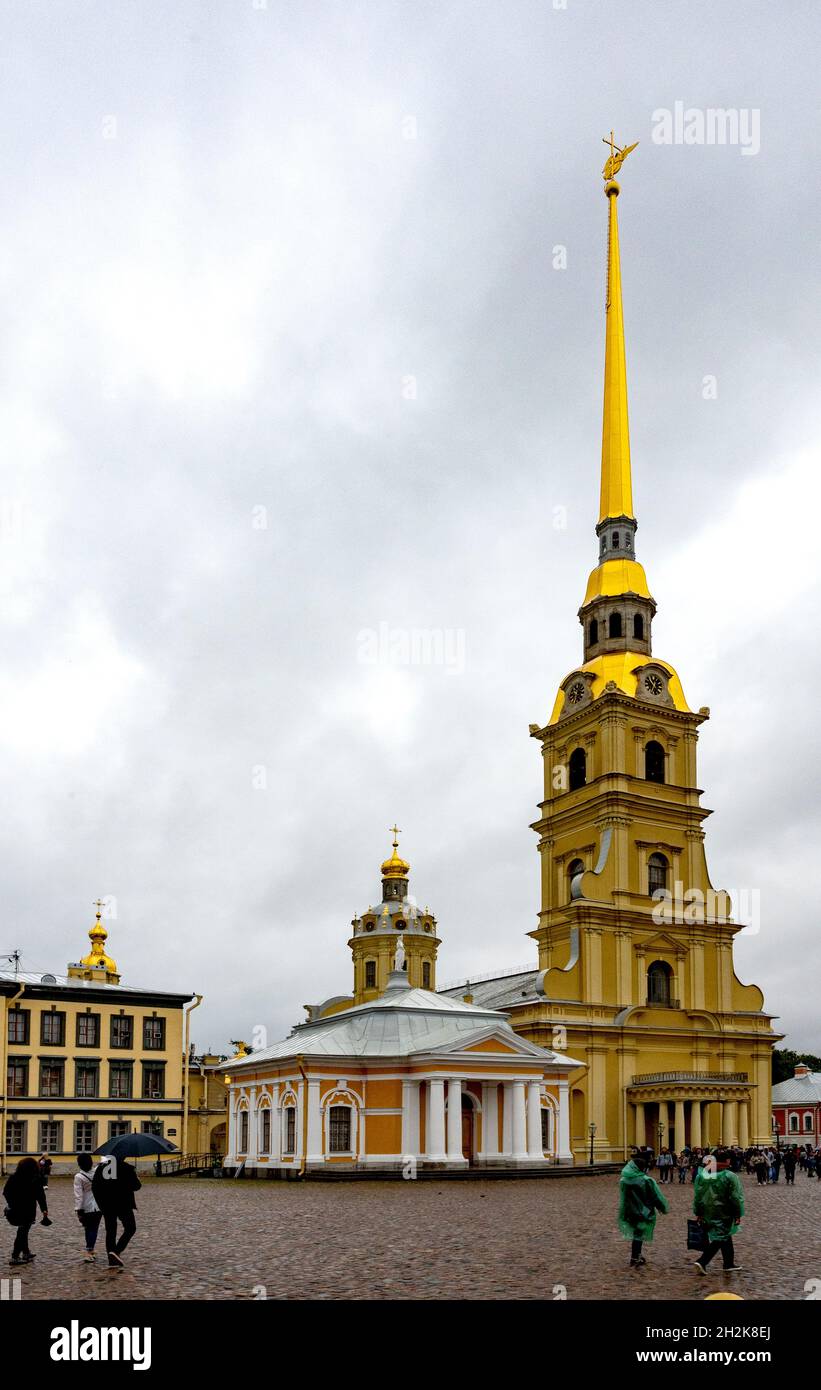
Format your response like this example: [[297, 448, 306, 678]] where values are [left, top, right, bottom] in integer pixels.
[[1, 0, 819, 1055]]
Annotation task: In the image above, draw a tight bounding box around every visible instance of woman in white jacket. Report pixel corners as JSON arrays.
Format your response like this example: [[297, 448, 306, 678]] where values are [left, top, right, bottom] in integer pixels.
[[73, 1153, 102, 1262]]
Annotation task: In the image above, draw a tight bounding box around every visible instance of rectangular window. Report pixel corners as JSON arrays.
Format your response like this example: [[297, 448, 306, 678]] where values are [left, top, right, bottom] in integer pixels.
[[142, 1065, 165, 1100], [143, 1017, 166, 1051], [110, 1063, 133, 1099], [141, 1120, 164, 1138], [108, 1121, 130, 1140], [239, 1111, 249, 1153], [260, 1108, 271, 1154], [6, 1121, 26, 1154], [38, 1120, 62, 1154], [7, 1059, 28, 1098], [283, 1109, 295, 1155], [7, 1009, 30, 1045], [74, 1121, 97, 1152], [41, 1011, 66, 1046], [111, 1015, 134, 1049], [76, 1013, 101, 1047], [365, 960, 377, 989], [39, 1061, 64, 1097], [75, 1061, 100, 1099], [329, 1105, 352, 1153]]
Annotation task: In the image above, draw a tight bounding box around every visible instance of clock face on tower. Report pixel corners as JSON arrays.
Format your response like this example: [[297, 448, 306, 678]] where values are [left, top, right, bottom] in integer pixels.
[[567, 680, 586, 705], [644, 673, 663, 696]]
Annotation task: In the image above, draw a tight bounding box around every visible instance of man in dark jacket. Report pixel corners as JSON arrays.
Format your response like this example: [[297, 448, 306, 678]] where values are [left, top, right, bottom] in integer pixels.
[[92, 1156, 141, 1269]]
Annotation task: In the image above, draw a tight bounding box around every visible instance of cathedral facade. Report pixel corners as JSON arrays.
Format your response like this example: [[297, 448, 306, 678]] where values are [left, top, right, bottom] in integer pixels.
[[444, 144, 780, 1161]]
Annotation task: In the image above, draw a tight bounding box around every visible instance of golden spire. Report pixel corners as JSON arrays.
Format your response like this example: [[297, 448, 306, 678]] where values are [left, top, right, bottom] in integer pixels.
[[599, 132, 638, 524], [79, 899, 118, 975]]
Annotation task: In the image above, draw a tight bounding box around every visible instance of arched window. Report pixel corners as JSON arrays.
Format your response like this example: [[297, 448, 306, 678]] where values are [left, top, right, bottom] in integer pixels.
[[633, 613, 644, 640], [648, 852, 669, 897], [608, 611, 622, 639], [568, 747, 586, 791], [364, 959, 377, 989], [612, 532, 620, 549], [589, 618, 599, 645], [239, 1109, 249, 1153], [804, 1113, 813, 1133], [422, 961, 431, 989], [283, 1105, 296, 1154], [645, 740, 665, 783], [567, 858, 584, 900], [259, 1106, 271, 1154], [789, 1114, 799, 1133], [647, 959, 673, 1006]]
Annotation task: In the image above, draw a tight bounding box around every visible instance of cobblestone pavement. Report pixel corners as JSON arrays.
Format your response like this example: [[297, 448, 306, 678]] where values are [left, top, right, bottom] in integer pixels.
[[5, 1172, 820, 1301]]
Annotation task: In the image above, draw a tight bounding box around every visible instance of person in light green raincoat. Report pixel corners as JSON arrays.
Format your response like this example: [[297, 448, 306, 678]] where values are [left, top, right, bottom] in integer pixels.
[[692, 1148, 744, 1274], [618, 1151, 669, 1267]]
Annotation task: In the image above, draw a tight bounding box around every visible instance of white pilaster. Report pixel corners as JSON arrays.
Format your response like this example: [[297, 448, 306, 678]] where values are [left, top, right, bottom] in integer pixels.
[[271, 1084, 281, 1163], [247, 1086, 259, 1163], [502, 1082, 513, 1156], [402, 1079, 420, 1157], [557, 1076, 573, 1163], [226, 1087, 238, 1165], [306, 1078, 323, 1163], [526, 1081, 545, 1160]]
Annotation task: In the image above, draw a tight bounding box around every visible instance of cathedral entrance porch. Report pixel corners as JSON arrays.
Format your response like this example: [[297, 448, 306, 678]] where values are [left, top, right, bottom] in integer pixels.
[[628, 1073, 752, 1151]]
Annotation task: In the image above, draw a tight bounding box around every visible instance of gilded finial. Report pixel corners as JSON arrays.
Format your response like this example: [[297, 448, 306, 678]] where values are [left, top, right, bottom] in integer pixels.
[[602, 131, 638, 188], [78, 897, 118, 977]]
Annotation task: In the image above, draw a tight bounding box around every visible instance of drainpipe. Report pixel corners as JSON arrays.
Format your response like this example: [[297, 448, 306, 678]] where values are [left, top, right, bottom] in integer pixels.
[[0, 983, 25, 1176], [181, 994, 203, 1161], [296, 1056, 308, 1178]]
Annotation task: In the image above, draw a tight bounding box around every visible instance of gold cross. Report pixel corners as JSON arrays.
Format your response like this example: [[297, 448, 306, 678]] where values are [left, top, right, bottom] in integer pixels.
[[389, 824, 401, 848], [92, 898, 105, 915]]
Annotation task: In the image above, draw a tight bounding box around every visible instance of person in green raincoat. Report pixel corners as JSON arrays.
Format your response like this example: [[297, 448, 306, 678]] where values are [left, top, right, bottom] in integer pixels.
[[618, 1150, 669, 1267], [692, 1148, 744, 1274]]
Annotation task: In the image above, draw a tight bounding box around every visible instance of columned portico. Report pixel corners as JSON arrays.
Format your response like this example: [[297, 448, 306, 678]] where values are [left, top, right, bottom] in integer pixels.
[[626, 1076, 754, 1155]]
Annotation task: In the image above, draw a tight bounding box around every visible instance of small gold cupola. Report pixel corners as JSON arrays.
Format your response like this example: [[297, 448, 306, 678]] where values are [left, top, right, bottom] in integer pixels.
[[67, 899, 121, 984], [380, 825, 410, 898]]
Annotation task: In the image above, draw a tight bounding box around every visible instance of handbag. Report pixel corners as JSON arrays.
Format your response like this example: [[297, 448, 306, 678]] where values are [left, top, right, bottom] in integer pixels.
[[687, 1218, 705, 1251], [4, 1206, 18, 1226]]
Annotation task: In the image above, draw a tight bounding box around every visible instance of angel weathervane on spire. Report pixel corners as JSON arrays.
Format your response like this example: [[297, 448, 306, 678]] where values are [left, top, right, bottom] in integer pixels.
[[602, 131, 638, 183]]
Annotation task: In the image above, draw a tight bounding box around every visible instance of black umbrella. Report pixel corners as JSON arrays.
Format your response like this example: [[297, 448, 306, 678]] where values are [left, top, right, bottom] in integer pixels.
[[94, 1132, 178, 1158]]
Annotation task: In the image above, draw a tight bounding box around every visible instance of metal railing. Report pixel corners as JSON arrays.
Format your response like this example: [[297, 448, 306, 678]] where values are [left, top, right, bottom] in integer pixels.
[[631, 1071, 748, 1085], [155, 1152, 224, 1176]]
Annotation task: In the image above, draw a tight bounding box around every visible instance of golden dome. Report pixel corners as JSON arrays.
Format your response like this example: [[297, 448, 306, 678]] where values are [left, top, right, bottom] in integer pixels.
[[381, 826, 409, 880], [80, 903, 118, 974], [548, 652, 690, 725]]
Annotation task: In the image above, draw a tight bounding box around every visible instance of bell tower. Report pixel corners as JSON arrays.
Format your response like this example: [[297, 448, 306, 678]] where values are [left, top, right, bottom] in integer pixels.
[[515, 136, 779, 1161]]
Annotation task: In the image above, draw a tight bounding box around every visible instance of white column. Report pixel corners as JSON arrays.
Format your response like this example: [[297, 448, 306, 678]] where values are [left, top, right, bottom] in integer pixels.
[[511, 1080, 528, 1161], [401, 1080, 420, 1157], [481, 1083, 499, 1158], [306, 1078, 323, 1163], [674, 1099, 686, 1152], [446, 1078, 464, 1162], [526, 1081, 545, 1160], [502, 1082, 513, 1156], [427, 1078, 447, 1161], [247, 1086, 259, 1163], [226, 1087, 238, 1164], [557, 1076, 573, 1164], [690, 1099, 702, 1148]]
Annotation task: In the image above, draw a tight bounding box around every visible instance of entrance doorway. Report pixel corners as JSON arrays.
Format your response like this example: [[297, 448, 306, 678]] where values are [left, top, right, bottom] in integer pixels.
[[461, 1096, 475, 1164]]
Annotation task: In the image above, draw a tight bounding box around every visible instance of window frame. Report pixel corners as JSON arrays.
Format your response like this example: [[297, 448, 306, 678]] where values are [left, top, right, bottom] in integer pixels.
[[38, 1059, 65, 1098], [40, 1010, 66, 1047], [7, 1008, 30, 1045], [142, 1016, 166, 1051], [109, 1061, 134, 1100], [76, 1012, 101, 1048], [110, 1014, 134, 1050]]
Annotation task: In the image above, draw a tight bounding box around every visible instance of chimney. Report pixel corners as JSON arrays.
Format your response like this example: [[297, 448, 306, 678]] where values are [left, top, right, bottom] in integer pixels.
[[795, 1063, 810, 1078]]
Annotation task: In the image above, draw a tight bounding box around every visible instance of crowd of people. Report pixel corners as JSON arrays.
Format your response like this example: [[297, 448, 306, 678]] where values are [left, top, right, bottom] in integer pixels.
[[641, 1141, 821, 1185], [3, 1151, 141, 1270]]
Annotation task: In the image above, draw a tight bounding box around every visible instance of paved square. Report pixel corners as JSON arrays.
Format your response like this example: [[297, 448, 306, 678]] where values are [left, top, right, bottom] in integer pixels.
[[6, 1172, 820, 1300]]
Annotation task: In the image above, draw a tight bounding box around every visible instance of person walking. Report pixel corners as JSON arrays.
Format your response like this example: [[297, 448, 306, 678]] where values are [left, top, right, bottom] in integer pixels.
[[73, 1154, 102, 1263], [92, 1155, 141, 1269], [2, 1157, 49, 1266], [677, 1150, 689, 1184], [693, 1148, 744, 1275], [783, 1146, 797, 1185], [37, 1152, 53, 1193], [618, 1151, 669, 1268]]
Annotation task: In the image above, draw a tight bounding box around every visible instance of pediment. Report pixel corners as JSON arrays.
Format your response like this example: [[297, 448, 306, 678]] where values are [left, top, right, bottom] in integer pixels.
[[637, 932, 688, 955]]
